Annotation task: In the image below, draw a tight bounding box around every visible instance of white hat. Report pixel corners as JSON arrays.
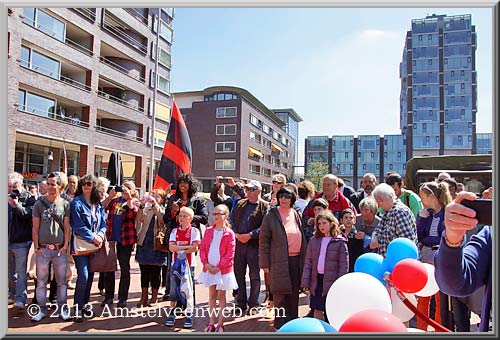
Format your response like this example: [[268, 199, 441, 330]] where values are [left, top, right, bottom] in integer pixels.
[[245, 180, 262, 190]]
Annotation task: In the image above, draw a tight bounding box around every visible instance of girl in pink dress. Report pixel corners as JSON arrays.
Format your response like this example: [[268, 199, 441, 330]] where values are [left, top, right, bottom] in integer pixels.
[[198, 204, 238, 332]]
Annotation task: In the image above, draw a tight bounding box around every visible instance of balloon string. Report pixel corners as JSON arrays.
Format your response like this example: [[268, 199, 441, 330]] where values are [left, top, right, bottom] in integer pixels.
[[391, 285, 452, 333]]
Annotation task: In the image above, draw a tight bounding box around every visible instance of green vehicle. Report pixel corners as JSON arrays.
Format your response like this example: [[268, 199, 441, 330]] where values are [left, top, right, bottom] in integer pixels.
[[404, 154, 492, 195]]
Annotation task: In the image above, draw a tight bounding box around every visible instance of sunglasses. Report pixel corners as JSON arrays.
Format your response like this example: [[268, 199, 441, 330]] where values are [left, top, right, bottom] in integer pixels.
[[212, 212, 227, 216], [82, 181, 93, 187], [278, 194, 293, 199], [272, 180, 283, 184], [245, 187, 259, 192]]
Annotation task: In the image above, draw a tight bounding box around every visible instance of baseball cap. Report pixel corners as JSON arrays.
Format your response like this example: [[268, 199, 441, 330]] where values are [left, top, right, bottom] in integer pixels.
[[245, 180, 262, 190]]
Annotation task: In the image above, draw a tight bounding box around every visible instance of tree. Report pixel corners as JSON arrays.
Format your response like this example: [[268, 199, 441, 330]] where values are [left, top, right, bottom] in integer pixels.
[[304, 161, 329, 190]]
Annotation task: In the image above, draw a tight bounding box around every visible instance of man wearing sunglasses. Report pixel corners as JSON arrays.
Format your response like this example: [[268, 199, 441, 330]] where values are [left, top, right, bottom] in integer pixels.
[[229, 180, 269, 315]]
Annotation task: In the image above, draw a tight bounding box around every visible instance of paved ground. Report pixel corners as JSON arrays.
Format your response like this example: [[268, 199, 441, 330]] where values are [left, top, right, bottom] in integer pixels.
[[7, 250, 311, 333]]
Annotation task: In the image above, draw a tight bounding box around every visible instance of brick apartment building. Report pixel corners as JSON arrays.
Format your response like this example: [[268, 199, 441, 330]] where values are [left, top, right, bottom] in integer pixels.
[[174, 86, 300, 193], [7, 7, 175, 192]]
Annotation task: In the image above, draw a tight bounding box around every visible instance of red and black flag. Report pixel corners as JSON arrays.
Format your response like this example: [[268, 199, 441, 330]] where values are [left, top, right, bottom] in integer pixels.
[[153, 100, 192, 190]]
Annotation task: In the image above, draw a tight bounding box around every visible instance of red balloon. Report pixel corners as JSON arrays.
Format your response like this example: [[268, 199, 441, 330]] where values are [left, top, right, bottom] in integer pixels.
[[391, 258, 428, 293], [339, 309, 408, 332]]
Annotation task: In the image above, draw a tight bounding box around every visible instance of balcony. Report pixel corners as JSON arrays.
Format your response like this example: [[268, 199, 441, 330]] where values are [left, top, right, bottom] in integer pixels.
[[16, 101, 90, 129], [69, 8, 96, 23], [123, 8, 149, 26], [99, 42, 146, 83], [22, 10, 94, 56], [102, 9, 148, 55], [17, 57, 91, 92], [98, 77, 144, 113], [96, 110, 143, 142]]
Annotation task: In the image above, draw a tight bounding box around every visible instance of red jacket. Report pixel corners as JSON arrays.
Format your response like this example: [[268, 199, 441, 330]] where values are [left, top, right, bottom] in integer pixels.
[[105, 198, 138, 246], [199, 225, 235, 275], [303, 191, 356, 221]]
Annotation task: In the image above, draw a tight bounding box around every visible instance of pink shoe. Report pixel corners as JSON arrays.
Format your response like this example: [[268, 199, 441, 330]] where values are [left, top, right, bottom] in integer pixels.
[[215, 323, 224, 332], [204, 323, 215, 332]]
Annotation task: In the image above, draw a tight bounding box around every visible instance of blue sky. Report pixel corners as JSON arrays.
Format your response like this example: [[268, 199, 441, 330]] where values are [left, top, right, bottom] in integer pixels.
[[170, 7, 493, 163]]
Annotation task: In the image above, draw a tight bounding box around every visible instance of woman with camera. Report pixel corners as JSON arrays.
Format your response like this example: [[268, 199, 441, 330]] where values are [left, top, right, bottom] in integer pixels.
[[135, 189, 169, 307]]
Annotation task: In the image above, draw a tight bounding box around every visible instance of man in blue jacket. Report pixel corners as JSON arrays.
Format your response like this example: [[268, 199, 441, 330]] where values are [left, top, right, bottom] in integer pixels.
[[434, 191, 492, 332]]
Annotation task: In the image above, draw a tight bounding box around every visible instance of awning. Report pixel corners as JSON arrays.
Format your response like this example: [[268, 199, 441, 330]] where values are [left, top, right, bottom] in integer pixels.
[[248, 146, 264, 158], [271, 143, 283, 154]]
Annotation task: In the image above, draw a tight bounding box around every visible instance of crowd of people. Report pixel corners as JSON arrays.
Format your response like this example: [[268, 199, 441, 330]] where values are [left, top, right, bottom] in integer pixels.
[[7, 169, 491, 332]]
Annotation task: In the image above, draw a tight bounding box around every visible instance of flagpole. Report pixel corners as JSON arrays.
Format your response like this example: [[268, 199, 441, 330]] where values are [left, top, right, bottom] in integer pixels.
[[148, 8, 161, 192], [62, 137, 68, 173]]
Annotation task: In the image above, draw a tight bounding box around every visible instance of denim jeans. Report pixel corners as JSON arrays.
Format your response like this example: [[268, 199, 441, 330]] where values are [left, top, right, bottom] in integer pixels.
[[35, 248, 68, 312], [234, 243, 260, 308], [8, 241, 32, 304], [73, 255, 95, 311], [104, 243, 133, 303]]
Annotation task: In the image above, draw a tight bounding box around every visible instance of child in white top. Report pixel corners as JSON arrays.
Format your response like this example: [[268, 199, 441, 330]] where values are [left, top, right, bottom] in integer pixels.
[[198, 204, 237, 332]]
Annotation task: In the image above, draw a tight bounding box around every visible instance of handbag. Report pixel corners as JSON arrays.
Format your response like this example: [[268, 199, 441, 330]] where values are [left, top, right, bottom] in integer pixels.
[[154, 227, 170, 252], [73, 233, 100, 256], [89, 240, 117, 273]]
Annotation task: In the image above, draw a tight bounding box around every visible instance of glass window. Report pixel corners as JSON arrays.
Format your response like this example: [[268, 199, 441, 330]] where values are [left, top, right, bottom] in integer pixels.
[[23, 8, 36, 25], [215, 159, 235, 170], [216, 142, 236, 153], [159, 48, 171, 68], [216, 124, 236, 135], [155, 101, 170, 122], [159, 21, 172, 43], [20, 46, 30, 68], [37, 10, 65, 41], [31, 50, 60, 78], [18, 90, 26, 111], [25, 91, 56, 117], [157, 75, 170, 94], [216, 107, 237, 118]]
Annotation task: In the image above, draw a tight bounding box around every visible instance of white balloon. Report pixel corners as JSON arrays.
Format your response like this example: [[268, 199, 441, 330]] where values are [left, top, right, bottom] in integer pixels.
[[325, 272, 392, 330], [415, 263, 440, 297], [407, 327, 426, 332], [389, 287, 416, 322]]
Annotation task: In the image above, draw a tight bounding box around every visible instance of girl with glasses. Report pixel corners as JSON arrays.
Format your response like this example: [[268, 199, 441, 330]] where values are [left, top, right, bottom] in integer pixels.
[[198, 204, 237, 332]]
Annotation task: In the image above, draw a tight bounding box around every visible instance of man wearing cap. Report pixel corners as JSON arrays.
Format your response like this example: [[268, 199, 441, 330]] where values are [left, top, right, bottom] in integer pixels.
[[229, 180, 269, 315]]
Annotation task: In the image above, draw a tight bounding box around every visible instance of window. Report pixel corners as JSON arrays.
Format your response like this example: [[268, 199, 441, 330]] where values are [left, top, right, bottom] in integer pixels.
[[451, 70, 455, 77], [20, 46, 60, 79], [418, 35, 422, 41], [216, 142, 236, 153], [467, 57, 471, 63], [216, 107, 237, 118], [159, 48, 171, 68], [262, 124, 270, 134], [18, 89, 56, 118], [371, 152, 374, 158], [250, 115, 259, 127], [428, 59, 432, 65], [444, 58, 448, 64], [436, 136, 439, 142], [428, 34, 432, 40], [461, 83, 465, 89], [157, 74, 170, 94], [426, 136, 430, 142], [24, 8, 66, 42], [216, 124, 236, 135], [363, 164, 366, 170], [423, 123, 427, 131], [461, 70, 464, 76], [345, 152, 348, 158], [215, 159, 235, 170], [152, 129, 167, 147], [159, 21, 173, 43], [458, 136, 463, 142], [154, 100, 170, 122]]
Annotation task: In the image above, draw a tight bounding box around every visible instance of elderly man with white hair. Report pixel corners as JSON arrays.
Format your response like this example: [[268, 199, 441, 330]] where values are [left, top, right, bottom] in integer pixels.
[[371, 183, 418, 257]]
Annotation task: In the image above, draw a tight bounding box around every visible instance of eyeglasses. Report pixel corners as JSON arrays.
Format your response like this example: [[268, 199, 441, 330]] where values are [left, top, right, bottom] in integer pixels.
[[82, 181, 93, 187], [245, 187, 259, 192], [212, 212, 227, 216], [272, 180, 283, 184]]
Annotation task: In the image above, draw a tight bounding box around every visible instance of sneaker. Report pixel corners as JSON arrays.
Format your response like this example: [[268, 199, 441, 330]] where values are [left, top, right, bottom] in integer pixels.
[[60, 306, 72, 321], [13, 301, 24, 310], [184, 314, 193, 329], [31, 310, 47, 322], [158, 287, 166, 296], [165, 314, 175, 327]]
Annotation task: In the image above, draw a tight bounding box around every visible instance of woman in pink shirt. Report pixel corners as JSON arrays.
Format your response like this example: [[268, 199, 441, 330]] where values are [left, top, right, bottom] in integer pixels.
[[198, 204, 237, 332], [260, 187, 307, 330], [301, 211, 348, 321]]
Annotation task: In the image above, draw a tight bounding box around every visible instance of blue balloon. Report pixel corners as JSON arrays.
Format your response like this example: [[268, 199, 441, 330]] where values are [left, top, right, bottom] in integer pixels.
[[278, 317, 338, 332], [363, 235, 372, 249], [354, 253, 386, 284], [385, 237, 419, 272]]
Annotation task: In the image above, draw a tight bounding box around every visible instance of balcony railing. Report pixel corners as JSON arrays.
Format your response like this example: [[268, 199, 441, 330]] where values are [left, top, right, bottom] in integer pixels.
[[22, 16, 93, 56], [97, 89, 143, 112], [18, 59, 91, 92], [95, 124, 143, 142], [99, 56, 145, 83], [102, 15, 148, 54], [123, 8, 148, 26], [69, 8, 96, 23], [16, 104, 89, 128], [248, 169, 262, 176]]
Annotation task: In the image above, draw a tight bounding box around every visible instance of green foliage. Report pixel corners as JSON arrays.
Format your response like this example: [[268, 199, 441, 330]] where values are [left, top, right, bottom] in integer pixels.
[[304, 161, 329, 190]]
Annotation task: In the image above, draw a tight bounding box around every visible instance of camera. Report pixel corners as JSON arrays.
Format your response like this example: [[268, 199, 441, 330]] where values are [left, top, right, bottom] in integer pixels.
[[9, 189, 20, 199], [461, 199, 492, 226], [114, 185, 123, 192]]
